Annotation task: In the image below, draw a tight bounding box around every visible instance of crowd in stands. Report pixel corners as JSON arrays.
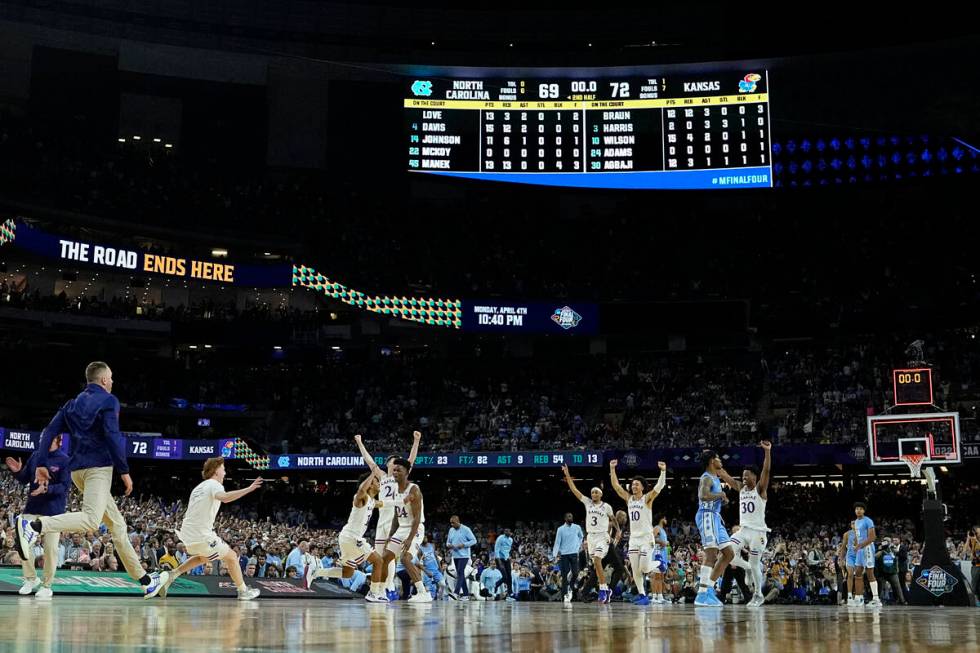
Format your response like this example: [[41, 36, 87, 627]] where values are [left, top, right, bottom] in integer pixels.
[[0, 328, 978, 455], [2, 468, 978, 604]]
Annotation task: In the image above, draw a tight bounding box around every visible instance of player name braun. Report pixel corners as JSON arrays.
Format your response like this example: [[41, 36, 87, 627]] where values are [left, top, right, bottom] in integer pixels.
[[446, 80, 490, 100]]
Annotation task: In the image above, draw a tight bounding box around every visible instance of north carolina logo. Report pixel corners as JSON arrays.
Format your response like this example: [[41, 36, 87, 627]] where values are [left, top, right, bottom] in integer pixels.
[[739, 73, 762, 93], [411, 80, 433, 97], [278, 456, 291, 468], [916, 565, 959, 597], [551, 306, 583, 330]]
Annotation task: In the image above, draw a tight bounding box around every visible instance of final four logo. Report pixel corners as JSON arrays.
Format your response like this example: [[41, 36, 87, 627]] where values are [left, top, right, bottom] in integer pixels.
[[551, 306, 583, 330], [916, 565, 959, 597]]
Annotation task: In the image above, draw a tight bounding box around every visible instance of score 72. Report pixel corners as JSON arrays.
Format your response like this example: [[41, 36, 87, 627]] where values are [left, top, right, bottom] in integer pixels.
[[132, 440, 149, 455], [609, 82, 630, 98]]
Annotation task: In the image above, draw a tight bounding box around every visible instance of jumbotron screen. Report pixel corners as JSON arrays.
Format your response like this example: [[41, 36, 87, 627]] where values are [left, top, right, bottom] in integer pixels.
[[405, 69, 772, 189]]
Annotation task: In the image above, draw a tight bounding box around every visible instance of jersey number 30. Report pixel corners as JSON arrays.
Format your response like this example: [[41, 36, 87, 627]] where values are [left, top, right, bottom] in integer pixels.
[[741, 502, 756, 513]]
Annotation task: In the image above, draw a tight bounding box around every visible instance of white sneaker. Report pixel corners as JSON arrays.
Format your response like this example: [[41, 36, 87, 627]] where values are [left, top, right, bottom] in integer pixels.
[[15, 515, 39, 566], [563, 592, 572, 603], [408, 591, 433, 603], [35, 586, 53, 601], [365, 592, 389, 603], [144, 572, 169, 599], [19, 578, 41, 595], [238, 587, 261, 601], [651, 595, 663, 604], [867, 598, 882, 608], [748, 594, 765, 608]]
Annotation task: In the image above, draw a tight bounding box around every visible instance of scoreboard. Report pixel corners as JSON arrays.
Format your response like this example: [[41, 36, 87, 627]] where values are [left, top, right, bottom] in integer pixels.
[[405, 70, 772, 189]]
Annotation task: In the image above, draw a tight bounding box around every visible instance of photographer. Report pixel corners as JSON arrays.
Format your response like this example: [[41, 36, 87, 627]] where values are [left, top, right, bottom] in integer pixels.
[[875, 537, 906, 605]]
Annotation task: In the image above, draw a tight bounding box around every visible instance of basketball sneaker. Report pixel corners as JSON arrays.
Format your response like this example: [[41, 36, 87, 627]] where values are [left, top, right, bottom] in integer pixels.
[[597, 589, 609, 604], [365, 592, 389, 603], [563, 592, 572, 603], [35, 586, 53, 601], [18, 578, 41, 595], [144, 572, 170, 599], [694, 588, 723, 607], [650, 595, 663, 605], [386, 589, 400, 602], [238, 587, 260, 601], [15, 515, 40, 566], [747, 594, 765, 608], [867, 597, 882, 608], [633, 594, 650, 606], [408, 590, 433, 603]]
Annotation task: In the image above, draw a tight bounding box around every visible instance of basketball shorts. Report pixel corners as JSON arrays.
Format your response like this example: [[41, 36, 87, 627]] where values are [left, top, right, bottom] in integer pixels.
[[184, 534, 231, 562], [387, 523, 424, 558], [696, 510, 733, 550], [731, 526, 768, 555], [846, 544, 875, 569], [649, 547, 667, 574], [587, 532, 610, 559], [628, 534, 654, 573], [339, 533, 374, 568]]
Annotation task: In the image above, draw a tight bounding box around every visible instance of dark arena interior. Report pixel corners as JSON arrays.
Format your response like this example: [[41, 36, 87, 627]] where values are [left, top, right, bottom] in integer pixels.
[[0, 2, 977, 651]]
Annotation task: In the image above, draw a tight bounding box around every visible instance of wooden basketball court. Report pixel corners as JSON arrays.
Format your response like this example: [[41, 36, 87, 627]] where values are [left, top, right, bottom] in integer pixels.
[[1, 597, 976, 652]]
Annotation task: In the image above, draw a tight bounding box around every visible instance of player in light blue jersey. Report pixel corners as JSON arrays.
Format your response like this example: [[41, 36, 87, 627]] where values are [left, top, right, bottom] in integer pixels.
[[419, 534, 443, 599], [694, 450, 738, 607], [849, 502, 880, 607], [837, 524, 856, 606]]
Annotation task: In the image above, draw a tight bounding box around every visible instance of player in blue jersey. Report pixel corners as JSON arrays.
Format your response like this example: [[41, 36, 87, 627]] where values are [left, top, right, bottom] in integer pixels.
[[849, 502, 880, 607], [694, 450, 738, 607], [837, 524, 857, 606], [419, 534, 443, 599]]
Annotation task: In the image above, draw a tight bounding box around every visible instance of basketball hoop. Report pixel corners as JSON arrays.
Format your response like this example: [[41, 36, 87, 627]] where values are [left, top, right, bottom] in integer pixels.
[[900, 453, 925, 478]]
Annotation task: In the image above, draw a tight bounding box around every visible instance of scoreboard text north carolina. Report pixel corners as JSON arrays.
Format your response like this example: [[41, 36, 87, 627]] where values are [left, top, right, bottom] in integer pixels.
[[405, 71, 772, 189]]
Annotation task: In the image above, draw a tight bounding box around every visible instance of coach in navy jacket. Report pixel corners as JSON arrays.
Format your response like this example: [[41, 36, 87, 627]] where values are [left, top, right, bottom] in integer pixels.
[[7, 434, 69, 594], [17, 362, 163, 595]]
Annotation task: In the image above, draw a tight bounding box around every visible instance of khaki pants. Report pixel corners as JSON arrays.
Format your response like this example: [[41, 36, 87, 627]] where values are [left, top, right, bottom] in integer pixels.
[[39, 467, 143, 582], [21, 513, 60, 587]]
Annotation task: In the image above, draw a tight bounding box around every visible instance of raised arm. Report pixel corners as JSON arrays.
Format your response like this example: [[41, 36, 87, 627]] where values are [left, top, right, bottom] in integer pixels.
[[646, 461, 667, 507], [608, 460, 631, 502], [215, 477, 263, 504], [408, 430, 422, 466], [354, 434, 383, 477], [717, 467, 741, 492], [758, 441, 772, 499], [699, 474, 729, 504], [561, 464, 585, 502], [351, 474, 376, 508]]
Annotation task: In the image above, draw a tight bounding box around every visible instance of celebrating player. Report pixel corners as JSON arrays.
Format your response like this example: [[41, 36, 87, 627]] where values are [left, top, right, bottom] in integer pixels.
[[308, 470, 391, 602], [161, 457, 262, 600], [382, 458, 432, 602], [354, 431, 421, 601], [725, 441, 772, 607], [694, 450, 738, 607], [562, 464, 620, 604], [609, 459, 666, 605]]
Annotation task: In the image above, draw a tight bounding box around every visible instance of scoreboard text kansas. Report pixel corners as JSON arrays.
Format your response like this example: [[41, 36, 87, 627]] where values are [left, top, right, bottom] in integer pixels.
[[405, 70, 772, 189]]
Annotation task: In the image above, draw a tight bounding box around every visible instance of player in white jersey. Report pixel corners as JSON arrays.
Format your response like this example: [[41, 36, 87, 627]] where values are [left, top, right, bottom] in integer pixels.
[[726, 441, 772, 607], [160, 457, 262, 600], [354, 431, 421, 601], [610, 459, 667, 605], [562, 464, 620, 604], [307, 471, 392, 601], [381, 457, 432, 602]]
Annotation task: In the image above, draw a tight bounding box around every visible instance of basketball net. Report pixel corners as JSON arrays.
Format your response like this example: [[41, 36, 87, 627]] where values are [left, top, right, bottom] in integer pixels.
[[900, 453, 925, 478]]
